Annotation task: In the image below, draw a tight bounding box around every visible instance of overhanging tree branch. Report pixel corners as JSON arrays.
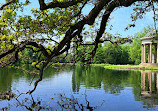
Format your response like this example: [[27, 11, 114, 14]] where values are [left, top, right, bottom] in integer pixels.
[[0, 0, 16, 10], [39, 0, 85, 10]]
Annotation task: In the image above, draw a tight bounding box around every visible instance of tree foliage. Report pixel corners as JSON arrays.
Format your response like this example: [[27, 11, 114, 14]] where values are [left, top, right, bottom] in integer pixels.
[[129, 27, 152, 64]]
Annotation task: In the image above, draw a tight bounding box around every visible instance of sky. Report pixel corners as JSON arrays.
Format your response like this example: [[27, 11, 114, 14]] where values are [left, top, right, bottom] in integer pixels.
[[0, 0, 156, 38], [107, 6, 155, 37]]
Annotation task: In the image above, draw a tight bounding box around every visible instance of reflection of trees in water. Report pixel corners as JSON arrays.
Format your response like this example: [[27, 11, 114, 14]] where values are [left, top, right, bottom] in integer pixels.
[[72, 66, 130, 94], [0, 68, 15, 93], [0, 92, 104, 111], [0, 66, 72, 94], [57, 93, 104, 111], [16, 94, 52, 111], [0, 105, 11, 111], [0, 94, 53, 111], [127, 71, 141, 101], [72, 66, 104, 93], [72, 67, 158, 109], [3, 65, 158, 110], [102, 70, 129, 94]]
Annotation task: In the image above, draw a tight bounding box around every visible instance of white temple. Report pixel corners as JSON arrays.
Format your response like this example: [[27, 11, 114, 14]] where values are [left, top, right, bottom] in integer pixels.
[[140, 31, 158, 66]]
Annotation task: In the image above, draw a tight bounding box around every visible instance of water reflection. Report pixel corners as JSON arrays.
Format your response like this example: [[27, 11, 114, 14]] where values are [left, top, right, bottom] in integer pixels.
[[0, 68, 13, 92], [0, 67, 61, 93], [0, 94, 53, 111], [72, 66, 130, 94], [2, 66, 158, 110], [141, 71, 158, 109], [16, 94, 53, 111]]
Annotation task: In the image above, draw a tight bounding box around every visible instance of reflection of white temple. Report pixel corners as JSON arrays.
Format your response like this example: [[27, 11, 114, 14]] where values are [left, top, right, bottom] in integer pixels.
[[141, 71, 158, 109], [141, 71, 158, 98], [140, 31, 158, 66]]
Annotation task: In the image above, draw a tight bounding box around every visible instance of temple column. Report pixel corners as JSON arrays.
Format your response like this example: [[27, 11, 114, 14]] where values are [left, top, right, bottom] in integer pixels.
[[150, 43, 152, 63], [144, 44, 146, 63], [155, 44, 157, 63], [148, 44, 150, 63], [141, 44, 144, 63]]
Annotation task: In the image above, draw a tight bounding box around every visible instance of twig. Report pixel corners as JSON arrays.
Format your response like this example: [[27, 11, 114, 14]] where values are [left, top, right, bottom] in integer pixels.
[[29, 74, 36, 86]]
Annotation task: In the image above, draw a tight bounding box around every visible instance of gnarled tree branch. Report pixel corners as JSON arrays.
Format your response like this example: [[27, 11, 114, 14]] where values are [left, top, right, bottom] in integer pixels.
[[0, 0, 16, 10], [39, 0, 85, 10]]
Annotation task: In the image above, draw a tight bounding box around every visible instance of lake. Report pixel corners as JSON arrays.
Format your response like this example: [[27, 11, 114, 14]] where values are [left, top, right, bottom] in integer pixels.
[[0, 65, 158, 111]]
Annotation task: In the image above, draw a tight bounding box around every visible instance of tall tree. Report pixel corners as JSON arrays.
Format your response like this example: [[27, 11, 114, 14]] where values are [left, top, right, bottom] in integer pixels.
[[129, 27, 152, 64], [103, 43, 130, 64]]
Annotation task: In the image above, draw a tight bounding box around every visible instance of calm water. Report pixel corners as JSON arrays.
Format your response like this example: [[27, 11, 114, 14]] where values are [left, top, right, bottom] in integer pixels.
[[0, 65, 158, 111]]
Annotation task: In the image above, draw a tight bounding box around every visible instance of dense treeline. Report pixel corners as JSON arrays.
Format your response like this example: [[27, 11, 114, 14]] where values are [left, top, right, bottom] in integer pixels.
[[20, 27, 151, 65]]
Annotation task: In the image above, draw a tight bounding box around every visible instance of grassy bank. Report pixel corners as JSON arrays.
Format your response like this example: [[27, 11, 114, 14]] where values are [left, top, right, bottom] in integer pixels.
[[104, 65, 158, 71], [52, 63, 158, 71], [90, 64, 107, 67], [91, 64, 158, 71]]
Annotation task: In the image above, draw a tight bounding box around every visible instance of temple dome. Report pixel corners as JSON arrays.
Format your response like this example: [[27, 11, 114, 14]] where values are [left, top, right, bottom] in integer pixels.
[[144, 30, 158, 37], [141, 30, 158, 41]]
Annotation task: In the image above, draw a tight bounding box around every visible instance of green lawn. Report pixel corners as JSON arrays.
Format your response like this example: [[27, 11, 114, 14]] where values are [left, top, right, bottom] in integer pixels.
[[91, 64, 158, 71]]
